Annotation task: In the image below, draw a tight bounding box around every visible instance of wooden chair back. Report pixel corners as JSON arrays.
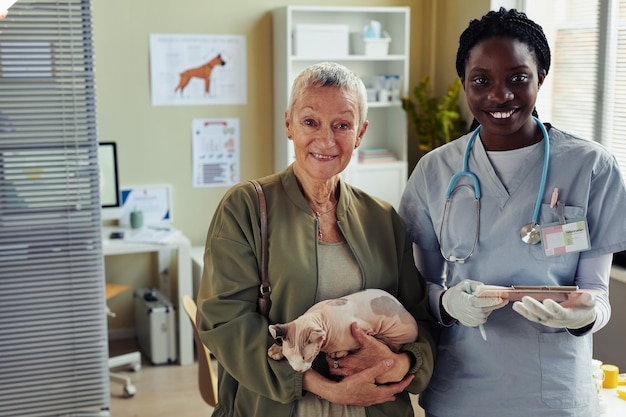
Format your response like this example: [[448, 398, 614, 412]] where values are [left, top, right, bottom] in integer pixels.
[[181, 295, 218, 407]]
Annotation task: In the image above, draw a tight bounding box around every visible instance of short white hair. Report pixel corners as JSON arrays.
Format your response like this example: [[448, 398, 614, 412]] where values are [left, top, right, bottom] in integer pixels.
[[287, 62, 368, 127]]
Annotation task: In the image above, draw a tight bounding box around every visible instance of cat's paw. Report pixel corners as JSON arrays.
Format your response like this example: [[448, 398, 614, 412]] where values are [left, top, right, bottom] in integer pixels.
[[267, 343, 284, 360], [328, 351, 349, 359]]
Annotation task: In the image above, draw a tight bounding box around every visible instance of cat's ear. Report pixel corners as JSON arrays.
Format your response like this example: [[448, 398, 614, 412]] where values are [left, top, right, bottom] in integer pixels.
[[269, 324, 287, 340], [309, 329, 326, 344]]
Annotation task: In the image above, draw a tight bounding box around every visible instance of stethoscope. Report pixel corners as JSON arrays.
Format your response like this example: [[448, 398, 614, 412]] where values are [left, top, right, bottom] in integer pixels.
[[439, 116, 550, 263]]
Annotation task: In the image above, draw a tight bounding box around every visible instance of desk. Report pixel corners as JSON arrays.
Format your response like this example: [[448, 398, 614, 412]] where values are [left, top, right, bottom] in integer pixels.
[[103, 226, 193, 366], [601, 387, 626, 416]]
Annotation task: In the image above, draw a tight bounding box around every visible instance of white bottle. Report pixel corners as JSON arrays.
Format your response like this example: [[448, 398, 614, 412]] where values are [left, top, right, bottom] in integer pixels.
[[592, 359, 608, 415]]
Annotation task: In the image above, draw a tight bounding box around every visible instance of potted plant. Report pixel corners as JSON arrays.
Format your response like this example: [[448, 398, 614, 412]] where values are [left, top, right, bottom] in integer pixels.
[[402, 76, 468, 164]]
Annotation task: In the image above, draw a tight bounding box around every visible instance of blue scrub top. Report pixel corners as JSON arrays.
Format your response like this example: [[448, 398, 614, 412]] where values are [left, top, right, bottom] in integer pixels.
[[400, 126, 626, 417]]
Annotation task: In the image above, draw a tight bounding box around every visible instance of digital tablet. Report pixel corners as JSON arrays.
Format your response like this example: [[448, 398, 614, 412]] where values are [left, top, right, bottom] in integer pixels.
[[474, 285, 600, 304]]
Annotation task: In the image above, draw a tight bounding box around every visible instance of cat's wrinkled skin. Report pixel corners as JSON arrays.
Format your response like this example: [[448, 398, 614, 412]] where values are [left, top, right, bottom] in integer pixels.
[[267, 289, 418, 373]]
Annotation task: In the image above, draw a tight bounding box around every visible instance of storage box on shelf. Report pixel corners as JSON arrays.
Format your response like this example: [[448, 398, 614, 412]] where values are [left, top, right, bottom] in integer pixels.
[[273, 6, 410, 208], [293, 24, 349, 57], [351, 33, 392, 56]]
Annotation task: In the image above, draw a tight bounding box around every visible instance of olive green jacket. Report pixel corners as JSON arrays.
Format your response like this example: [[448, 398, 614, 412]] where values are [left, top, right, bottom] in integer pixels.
[[198, 165, 438, 417]]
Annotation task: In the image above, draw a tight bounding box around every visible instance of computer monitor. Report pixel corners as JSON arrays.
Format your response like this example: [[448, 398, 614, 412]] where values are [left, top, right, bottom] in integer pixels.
[[98, 142, 121, 221]]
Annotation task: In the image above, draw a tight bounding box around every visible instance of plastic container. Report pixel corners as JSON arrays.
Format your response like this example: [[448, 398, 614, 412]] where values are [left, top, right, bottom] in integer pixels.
[[386, 74, 401, 101], [363, 37, 391, 56], [293, 24, 349, 58], [602, 364, 619, 388], [592, 359, 604, 393], [351, 32, 392, 56]]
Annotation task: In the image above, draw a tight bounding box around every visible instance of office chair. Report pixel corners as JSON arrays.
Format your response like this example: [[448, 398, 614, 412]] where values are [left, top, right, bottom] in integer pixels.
[[109, 351, 141, 398], [181, 295, 218, 407], [106, 283, 142, 398]]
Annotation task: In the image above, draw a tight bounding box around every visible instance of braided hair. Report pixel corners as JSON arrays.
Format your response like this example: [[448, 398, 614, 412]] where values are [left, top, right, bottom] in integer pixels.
[[457, 8, 550, 131], [455, 7, 551, 80]]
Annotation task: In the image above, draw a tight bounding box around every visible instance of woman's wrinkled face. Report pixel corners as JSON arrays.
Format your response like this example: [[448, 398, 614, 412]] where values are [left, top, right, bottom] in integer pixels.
[[463, 37, 546, 147], [285, 86, 367, 181]]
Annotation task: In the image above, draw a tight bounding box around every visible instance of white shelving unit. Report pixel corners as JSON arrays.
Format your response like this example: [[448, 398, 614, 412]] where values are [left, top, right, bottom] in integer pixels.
[[272, 5, 410, 208]]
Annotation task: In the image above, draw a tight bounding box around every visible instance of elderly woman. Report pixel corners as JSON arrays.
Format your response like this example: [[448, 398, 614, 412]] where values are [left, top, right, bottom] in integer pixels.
[[197, 62, 438, 417]]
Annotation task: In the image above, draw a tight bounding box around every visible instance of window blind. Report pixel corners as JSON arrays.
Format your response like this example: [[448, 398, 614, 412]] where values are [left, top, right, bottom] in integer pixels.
[[531, 0, 626, 182], [549, 0, 600, 142], [0, 1, 109, 416], [609, 1, 626, 177]]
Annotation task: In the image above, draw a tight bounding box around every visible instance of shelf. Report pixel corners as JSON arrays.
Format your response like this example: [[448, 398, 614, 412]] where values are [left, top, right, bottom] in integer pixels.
[[355, 160, 405, 169]]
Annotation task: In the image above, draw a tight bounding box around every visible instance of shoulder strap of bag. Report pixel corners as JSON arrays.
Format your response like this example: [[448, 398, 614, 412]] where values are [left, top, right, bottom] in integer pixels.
[[249, 180, 271, 318]]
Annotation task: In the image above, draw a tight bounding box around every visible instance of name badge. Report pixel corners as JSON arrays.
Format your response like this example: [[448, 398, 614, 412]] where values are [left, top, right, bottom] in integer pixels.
[[541, 219, 591, 257]]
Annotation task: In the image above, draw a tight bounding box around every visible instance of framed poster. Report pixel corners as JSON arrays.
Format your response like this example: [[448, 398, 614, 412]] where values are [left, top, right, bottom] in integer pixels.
[[150, 34, 247, 106], [119, 185, 172, 227], [192, 118, 239, 188]]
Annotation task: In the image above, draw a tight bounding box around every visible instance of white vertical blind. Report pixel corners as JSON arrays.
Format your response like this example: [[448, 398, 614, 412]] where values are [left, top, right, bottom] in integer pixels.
[[531, 0, 626, 182], [0, 1, 109, 416], [549, 0, 600, 142], [610, 1, 626, 174]]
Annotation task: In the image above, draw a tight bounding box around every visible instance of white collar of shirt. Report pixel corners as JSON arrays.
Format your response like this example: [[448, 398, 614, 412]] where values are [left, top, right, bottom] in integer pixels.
[[486, 140, 542, 188]]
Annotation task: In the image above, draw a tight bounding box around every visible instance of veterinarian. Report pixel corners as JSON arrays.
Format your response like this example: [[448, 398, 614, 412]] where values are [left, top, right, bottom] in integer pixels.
[[198, 62, 439, 417], [399, 8, 626, 417]]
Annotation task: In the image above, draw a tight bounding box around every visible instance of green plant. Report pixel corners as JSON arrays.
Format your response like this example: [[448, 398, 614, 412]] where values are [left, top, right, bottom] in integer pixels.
[[402, 76, 468, 157]]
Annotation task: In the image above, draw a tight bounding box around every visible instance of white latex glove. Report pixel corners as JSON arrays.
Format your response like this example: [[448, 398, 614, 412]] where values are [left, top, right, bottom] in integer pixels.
[[442, 280, 509, 327], [512, 292, 597, 330]]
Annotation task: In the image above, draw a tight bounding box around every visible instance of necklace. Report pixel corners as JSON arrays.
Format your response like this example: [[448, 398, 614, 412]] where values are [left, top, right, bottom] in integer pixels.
[[313, 202, 337, 241]]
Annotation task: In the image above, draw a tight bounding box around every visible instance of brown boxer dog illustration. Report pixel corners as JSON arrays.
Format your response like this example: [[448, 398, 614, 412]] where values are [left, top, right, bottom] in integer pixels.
[[174, 54, 226, 95]]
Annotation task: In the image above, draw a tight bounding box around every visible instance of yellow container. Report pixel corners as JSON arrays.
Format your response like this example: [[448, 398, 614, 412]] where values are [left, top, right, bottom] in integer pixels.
[[602, 364, 619, 388]]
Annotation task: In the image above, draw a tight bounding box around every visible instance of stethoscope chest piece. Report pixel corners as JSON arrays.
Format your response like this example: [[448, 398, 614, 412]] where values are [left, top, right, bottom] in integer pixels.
[[520, 222, 541, 244]]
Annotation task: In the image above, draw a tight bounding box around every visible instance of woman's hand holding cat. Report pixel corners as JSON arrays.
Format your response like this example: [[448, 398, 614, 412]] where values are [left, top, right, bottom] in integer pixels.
[[327, 322, 412, 384], [303, 358, 414, 406]]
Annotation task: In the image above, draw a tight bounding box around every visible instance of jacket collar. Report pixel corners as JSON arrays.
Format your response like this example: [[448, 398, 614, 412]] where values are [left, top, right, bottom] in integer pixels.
[[279, 164, 351, 218]]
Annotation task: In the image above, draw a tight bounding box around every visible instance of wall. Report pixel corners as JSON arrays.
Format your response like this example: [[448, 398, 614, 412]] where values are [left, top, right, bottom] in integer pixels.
[[406, 0, 490, 171], [594, 272, 626, 370]]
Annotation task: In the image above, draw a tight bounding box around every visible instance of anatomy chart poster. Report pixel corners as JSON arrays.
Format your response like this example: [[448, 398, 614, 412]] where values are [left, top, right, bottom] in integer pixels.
[[149, 34, 247, 106], [192, 118, 240, 188]]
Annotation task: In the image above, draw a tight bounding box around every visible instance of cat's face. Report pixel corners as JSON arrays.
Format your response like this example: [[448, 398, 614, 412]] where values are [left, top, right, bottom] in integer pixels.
[[269, 321, 326, 372]]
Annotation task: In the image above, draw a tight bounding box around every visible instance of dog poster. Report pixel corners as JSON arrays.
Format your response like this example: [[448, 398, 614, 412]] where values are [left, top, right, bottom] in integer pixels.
[[149, 34, 247, 106]]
